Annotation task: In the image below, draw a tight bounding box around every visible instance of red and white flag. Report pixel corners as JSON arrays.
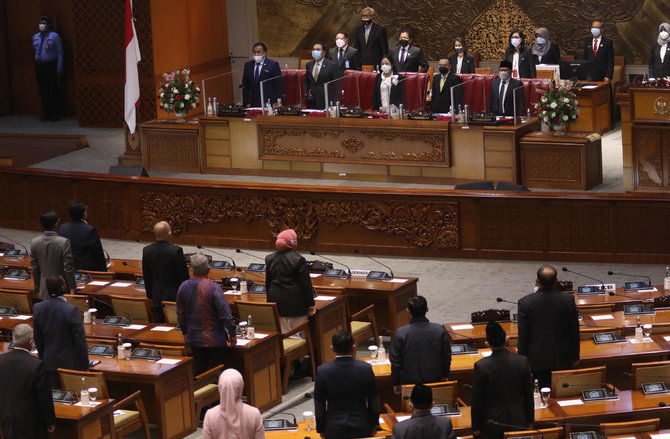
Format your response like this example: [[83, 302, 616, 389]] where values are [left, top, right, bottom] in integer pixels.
[[124, 0, 141, 133]]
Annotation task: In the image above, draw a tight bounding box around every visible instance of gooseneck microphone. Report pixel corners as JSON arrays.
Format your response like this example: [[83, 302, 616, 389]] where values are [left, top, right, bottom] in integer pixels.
[[310, 251, 351, 277], [561, 381, 616, 394], [607, 291, 654, 305], [197, 245, 236, 269], [135, 239, 150, 245], [0, 234, 29, 257], [496, 297, 516, 305], [353, 249, 394, 279], [122, 261, 143, 272], [87, 295, 134, 324], [622, 371, 670, 379], [561, 267, 605, 290], [235, 248, 265, 261], [607, 270, 652, 288]]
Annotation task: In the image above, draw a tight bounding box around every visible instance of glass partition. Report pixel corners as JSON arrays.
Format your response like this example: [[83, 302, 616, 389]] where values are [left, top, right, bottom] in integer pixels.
[[402, 74, 428, 111], [201, 70, 240, 109], [260, 73, 288, 110], [512, 82, 530, 125], [447, 79, 468, 116], [324, 75, 360, 110]]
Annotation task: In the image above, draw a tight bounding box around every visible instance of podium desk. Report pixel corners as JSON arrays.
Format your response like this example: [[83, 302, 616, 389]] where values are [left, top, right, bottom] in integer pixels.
[[568, 82, 612, 135], [53, 398, 115, 439]]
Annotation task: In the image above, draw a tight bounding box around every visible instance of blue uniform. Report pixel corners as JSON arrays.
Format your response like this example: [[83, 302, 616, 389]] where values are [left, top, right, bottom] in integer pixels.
[[32, 31, 63, 72], [32, 30, 63, 120]]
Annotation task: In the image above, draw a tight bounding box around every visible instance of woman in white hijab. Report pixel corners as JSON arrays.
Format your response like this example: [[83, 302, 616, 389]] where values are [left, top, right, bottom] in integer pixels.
[[203, 369, 264, 439], [649, 22, 670, 78]]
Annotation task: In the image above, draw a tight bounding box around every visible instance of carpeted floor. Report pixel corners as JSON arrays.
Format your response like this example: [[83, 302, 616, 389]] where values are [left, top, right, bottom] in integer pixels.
[[0, 133, 88, 166]]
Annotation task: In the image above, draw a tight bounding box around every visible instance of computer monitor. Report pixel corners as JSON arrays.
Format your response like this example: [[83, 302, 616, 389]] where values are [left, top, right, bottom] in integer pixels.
[[559, 60, 593, 81]]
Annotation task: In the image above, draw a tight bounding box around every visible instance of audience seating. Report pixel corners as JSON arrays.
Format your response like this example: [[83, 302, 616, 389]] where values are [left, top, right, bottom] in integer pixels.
[[600, 418, 660, 436], [162, 300, 179, 325], [109, 295, 153, 323], [78, 269, 116, 281], [577, 304, 615, 315], [400, 380, 464, 412], [346, 298, 378, 350], [503, 426, 564, 439], [64, 294, 90, 315], [193, 364, 224, 417], [551, 366, 607, 398], [0, 288, 33, 313], [137, 342, 187, 357], [630, 360, 670, 389]]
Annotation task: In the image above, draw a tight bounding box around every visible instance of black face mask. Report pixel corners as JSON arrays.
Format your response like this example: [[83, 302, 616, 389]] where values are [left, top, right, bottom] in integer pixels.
[[439, 67, 449, 75], [399, 40, 409, 47], [362, 19, 372, 25]]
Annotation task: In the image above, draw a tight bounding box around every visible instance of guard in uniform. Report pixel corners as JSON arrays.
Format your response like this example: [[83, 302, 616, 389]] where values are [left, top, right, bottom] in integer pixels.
[[32, 16, 63, 121]]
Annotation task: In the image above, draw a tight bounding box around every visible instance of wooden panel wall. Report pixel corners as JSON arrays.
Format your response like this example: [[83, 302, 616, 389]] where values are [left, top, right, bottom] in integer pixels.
[[2, 167, 670, 264]]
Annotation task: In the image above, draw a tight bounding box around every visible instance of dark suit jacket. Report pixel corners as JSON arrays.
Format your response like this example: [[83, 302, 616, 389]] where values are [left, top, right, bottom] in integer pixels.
[[390, 316, 452, 385], [532, 42, 561, 66], [142, 240, 190, 306], [371, 72, 405, 111], [354, 22, 389, 67], [0, 349, 55, 439], [391, 44, 429, 73], [517, 287, 580, 371], [489, 77, 525, 116], [431, 70, 462, 113], [448, 53, 475, 74], [505, 46, 536, 78], [649, 43, 670, 78], [471, 349, 534, 439], [304, 58, 341, 110], [328, 46, 360, 72], [265, 249, 315, 317], [33, 297, 89, 375], [584, 36, 614, 81], [392, 411, 456, 439], [59, 220, 107, 271], [241, 57, 284, 107], [314, 356, 380, 439]]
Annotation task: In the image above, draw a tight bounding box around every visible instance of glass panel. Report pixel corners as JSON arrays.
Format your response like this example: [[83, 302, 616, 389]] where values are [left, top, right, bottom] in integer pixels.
[[201, 70, 239, 110], [512, 82, 529, 125], [447, 79, 468, 116], [401, 73, 429, 112], [324, 75, 360, 112], [260, 73, 288, 110]]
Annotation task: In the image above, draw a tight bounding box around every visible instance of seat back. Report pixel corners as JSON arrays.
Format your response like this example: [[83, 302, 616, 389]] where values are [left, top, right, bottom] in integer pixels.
[[58, 368, 109, 398], [504, 427, 564, 439], [400, 380, 458, 412], [600, 418, 659, 436], [0, 289, 33, 313], [64, 294, 90, 315], [578, 304, 615, 315], [631, 361, 670, 389], [163, 301, 178, 325], [551, 366, 606, 398], [401, 72, 429, 111], [235, 301, 280, 333], [280, 69, 305, 108], [475, 67, 492, 74], [109, 295, 153, 323], [138, 342, 187, 357], [78, 270, 116, 281]]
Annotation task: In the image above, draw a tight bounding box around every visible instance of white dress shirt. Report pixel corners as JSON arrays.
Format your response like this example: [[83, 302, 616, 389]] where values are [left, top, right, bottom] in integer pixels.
[[380, 74, 393, 111], [456, 56, 464, 74]]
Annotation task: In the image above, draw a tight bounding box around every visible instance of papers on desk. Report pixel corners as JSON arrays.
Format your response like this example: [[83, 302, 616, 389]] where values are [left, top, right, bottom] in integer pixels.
[[386, 278, 407, 283], [366, 359, 391, 365], [591, 314, 614, 320], [125, 324, 147, 330], [557, 399, 584, 407], [235, 339, 252, 346], [581, 84, 598, 89], [629, 337, 654, 344], [224, 290, 242, 295], [638, 288, 659, 293], [110, 282, 133, 288], [254, 332, 269, 339], [88, 281, 109, 286], [664, 336, 670, 342], [150, 326, 173, 332], [451, 324, 474, 330], [74, 401, 101, 407], [651, 434, 670, 439], [113, 410, 127, 417], [314, 295, 336, 301], [9, 315, 31, 320], [309, 273, 322, 278], [156, 359, 181, 365], [480, 350, 492, 357]]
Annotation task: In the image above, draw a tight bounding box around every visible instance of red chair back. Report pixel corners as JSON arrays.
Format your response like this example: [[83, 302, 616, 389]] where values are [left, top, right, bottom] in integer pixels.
[[281, 69, 306, 107], [401, 72, 429, 111]]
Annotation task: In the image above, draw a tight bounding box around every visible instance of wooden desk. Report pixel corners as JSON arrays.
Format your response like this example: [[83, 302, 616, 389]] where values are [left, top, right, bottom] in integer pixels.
[[569, 82, 612, 135], [575, 287, 666, 311], [264, 421, 391, 438], [53, 398, 115, 439], [140, 119, 203, 173]]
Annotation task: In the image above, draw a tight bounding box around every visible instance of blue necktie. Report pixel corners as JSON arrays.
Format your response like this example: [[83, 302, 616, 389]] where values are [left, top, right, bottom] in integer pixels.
[[37, 34, 46, 61], [254, 63, 261, 82]]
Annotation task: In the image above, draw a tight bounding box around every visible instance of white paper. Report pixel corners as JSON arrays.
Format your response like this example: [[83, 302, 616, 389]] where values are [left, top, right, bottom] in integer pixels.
[[110, 282, 133, 288], [150, 326, 173, 332], [629, 337, 654, 344], [9, 315, 31, 320], [386, 278, 407, 283], [254, 332, 269, 339], [451, 324, 474, 330], [481, 350, 492, 357], [581, 85, 598, 89], [74, 401, 101, 407], [125, 324, 147, 330], [366, 359, 391, 365], [557, 399, 584, 407], [113, 410, 126, 417], [235, 339, 252, 346], [156, 358, 181, 365], [314, 295, 336, 301], [396, 416, 411, 422], [637, 288, 658, 293], [591, 314, 614, 320], [224, 290, 242, 295], [665, 336, 670, 342], [309, 273, 322, 278], [88, 281, 109, 286], [651, 434, 670, 439]]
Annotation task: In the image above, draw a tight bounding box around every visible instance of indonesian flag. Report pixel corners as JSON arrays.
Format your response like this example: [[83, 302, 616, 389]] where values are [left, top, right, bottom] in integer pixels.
[[124, 0, 141, 133]]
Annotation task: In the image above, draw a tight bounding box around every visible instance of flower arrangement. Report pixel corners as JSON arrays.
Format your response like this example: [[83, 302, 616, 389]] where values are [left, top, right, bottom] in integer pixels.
[[637, 76, 670, 87], [533, 82, 580, 127], [158, 68, 200, 114]]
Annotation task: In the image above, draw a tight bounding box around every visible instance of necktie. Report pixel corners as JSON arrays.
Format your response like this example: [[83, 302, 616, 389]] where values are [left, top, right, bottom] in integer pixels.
[[339, 49, 343, 63], [313, 61, 321, 82], [440, 75, 447, 92], [499, 80, 507, 114], [254, 63, 261, 82], [37, 34, 46, 61], [400, 48, 406, 65], [593, 39, 598, 57]]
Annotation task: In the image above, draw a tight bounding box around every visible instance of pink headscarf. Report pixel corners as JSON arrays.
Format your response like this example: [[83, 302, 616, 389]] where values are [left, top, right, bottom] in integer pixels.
[[275, 229, 298, 252], [216, 369, 245, 438]]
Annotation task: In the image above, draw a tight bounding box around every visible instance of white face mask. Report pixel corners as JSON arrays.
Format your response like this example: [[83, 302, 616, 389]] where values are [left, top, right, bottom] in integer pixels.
[[499, 70, 511, 81], [335, 38, 345, 48], [253, 55, 264, 64], [661, 31, 670, 41], [591, 27, 601, 37], [511, 38, 521, 47], [39, 24, 47, 32], [381, 64, 392, 73]]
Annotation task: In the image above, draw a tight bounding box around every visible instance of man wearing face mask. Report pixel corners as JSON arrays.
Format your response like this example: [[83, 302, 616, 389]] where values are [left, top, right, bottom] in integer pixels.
[[328, 31, 360, 72], [354, 7, 389, 68], [304, 42, 341, 110], [584, 21, 614, 82], [489, 60, 525, 117], [241, 42, 284, 108], [649, 23, 670, 78], [391, 30, 429, 73], [431, 59, 462, 114], [32, 16, 64, 121]]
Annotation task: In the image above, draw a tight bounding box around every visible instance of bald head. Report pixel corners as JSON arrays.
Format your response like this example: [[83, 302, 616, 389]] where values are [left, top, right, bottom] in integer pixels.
[[536, 265, 557, 289], [153, 221, 172, 241]]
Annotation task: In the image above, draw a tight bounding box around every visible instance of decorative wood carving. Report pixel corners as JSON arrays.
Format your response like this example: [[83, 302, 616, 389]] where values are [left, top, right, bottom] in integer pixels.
[[140, 191, 460, 249], [523, 149, 581, 181], [341, 136, 364, 153], [633, 128, 663, 188], [144, 133, 200, 167], [261, 128, 345, 158], [361, 131, 446, 163]]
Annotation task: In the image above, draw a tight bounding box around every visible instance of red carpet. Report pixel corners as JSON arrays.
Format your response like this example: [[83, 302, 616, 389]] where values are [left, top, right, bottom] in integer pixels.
[[0, 134, 88, 167]]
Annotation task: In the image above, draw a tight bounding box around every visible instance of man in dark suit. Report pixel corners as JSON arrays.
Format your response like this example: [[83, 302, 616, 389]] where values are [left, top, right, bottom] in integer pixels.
[[518, 265, 580, 388], [0, 324, 55, 439], [142, 221, 190, 322], [304, 41, 341, 110], [314, 331, 380, 439], [58, 200, 107, 271], [583, 21, 614, 82], [489, 60, 525, 116], [33, 275, 89, 389], [354, 6, 388, 68], [328, 31, 359, 72], [241, 42, 284, 108], [390, 296, 452, 392], [391, 384, 456, 439], [472, 322, 534, 439], [431, 58, 462, 113], [391, 30, 429, 73]]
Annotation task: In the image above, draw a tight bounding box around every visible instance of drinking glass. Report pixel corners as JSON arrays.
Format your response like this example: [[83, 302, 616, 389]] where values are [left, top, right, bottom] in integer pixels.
[[368, 345, 378, 362], [540, 387, 551, 408], [88, 387, 98, 403], [643, 324, 652, 338], [230, 276, 240, 291], [89, 308, 97, 324], [303, 411, 315, 431]]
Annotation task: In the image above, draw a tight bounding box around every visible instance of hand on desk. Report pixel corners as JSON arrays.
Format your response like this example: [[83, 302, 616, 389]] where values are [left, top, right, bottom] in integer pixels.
[[48, 425, 56, 433], [308, 307, 317, 317], [228, 333, 237, 347], [393, 385, 401, 395]]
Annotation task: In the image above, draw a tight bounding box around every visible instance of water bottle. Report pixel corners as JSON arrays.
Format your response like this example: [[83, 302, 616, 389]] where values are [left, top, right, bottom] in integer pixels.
[[527, 107, 531, 121], [533, 378, 542, 409], [377, 336, 386, 362], [117, 333, 125, 360], [207, 98, 213, 116], [635, 316, 643, 342], [664, 266, 670, 293], [80, 377, 90, 404]]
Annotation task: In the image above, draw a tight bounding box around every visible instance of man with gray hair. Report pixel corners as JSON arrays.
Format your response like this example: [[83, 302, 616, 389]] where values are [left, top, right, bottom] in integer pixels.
[[177, 252, 236, 376], [0, 324, 55, 439], [354, 6, 389, 67]]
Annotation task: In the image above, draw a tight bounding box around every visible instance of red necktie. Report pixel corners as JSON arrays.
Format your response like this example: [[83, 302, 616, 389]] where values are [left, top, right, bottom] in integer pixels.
[[593, 39, 598, 57]]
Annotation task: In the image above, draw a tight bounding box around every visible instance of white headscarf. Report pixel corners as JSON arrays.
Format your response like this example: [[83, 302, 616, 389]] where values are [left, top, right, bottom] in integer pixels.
[[216, 369, 245, 439], [658, 23, 670, 46]]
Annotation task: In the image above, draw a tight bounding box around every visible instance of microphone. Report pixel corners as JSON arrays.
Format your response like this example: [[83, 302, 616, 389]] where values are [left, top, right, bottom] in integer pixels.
[[486, 420, 544, 439], [135, 239, 150, 245], [103, 249, 110, 262], [561, 267, 605, 290], [353, 249, 394, 279], [122, 261, 143, 272], [608, 291, 653, 302], [235, 248, 265, 261], [607, 270, 652, 288], [87, 295, 134, 325], [197, 245, 236, 269], [445, 329, 475, 340], [496, 297, 516, 305], [0, 234, 29, 257], [561, 381, 616, 394], [622, 371, 670, 379], [309, 251, 351, 278]]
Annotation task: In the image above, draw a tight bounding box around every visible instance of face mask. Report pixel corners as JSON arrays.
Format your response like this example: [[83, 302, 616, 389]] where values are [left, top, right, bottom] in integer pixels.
[[335, 38, 345, 48], [439, 67, 449, 75], [536, 37, 546, 44], [591, 27, 601, 37], [399, 40, 409, 47], [39, 24, 47, 32], [511, 38, 521, 47], [455, 46, 463, 53], [660, 31, 669, 41], [253, 55, 263, 63], [362, 18, 372, 25], [381, 64, 392, 73], [499, 70, 510, 80], [312, 50, 322, 60]]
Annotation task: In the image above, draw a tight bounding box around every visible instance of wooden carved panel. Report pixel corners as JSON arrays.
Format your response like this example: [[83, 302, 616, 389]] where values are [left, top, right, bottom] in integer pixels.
[[27, 179, 75, 224], [261, 128, 345, 158], [633, 127, 663, 189], [143, 131, 201, 172], [78, 183, 129, 233], [523, 148, 582, 182], [0, 176, 27, 222], [616, 205, 670, 254], [546, 204, 610, 253], [479, 201, 544, 251], [140, 191, 460, 249]]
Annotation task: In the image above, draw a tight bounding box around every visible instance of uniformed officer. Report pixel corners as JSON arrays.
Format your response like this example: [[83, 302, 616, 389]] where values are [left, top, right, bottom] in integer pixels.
[[32, 16, 64, 121]]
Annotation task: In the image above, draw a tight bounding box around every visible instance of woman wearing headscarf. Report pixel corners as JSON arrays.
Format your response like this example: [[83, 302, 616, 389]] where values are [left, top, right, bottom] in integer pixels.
[[202, 369, 264, 439], [265, 228, 316, 333], [531, 27, 561, 67], [649, 22, 670, 78], [504, 29, 536, 78]]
